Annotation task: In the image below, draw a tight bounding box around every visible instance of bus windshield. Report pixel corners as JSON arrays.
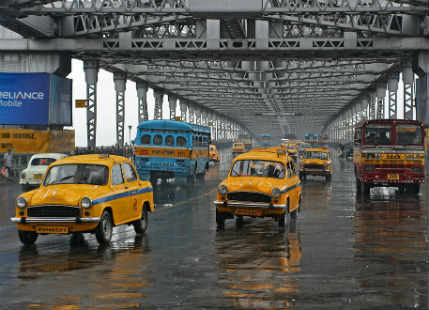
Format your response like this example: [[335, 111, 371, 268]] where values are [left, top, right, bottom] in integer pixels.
[[396, 124, 422, 145], [364, 124, 392, 145]]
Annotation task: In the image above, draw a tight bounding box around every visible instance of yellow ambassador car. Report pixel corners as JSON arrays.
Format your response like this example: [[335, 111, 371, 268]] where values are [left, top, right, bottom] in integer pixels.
[[209, 144, 219, 162], [299, 147, 332, 182], [232, 142, 246, 157], [214, 147, 302, 230], [11, 154, 154, 246]]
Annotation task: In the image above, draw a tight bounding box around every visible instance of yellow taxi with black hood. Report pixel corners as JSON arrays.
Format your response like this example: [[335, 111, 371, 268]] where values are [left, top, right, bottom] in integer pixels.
[[214, 147, 302, 230], [11, 154, 154, 246]]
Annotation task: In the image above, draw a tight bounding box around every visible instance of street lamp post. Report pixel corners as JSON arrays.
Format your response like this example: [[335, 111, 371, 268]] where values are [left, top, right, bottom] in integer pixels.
[[128, 125, 132, 144]]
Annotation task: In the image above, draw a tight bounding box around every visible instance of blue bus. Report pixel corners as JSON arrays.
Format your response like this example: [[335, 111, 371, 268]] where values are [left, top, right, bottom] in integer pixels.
[[260, 133, 273, 147], [134, 120, 211, 183]]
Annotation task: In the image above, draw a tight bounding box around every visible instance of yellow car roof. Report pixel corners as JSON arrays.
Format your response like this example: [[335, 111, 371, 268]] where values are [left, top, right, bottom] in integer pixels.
[[304, 147, 329, 152], [52, 154, 129, 166], [235, 147, 289, 161]]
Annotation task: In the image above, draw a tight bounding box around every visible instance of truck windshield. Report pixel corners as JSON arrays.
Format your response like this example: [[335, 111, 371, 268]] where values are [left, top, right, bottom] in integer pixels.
[[396, 125, 422, 145], [364, 124, 392, 145]]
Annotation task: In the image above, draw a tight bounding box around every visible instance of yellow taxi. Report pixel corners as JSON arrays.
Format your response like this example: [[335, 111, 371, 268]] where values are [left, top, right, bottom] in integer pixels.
[[11, 154, 154, 246], [299, 147, 332, 182], [209, 144, 219, 162], [214, 147, 302, 229], [232, 142, 246, 157]]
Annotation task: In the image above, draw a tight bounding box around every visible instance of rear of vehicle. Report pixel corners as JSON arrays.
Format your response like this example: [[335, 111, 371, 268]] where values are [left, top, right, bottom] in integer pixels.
[[299, 148, 332, 181], [232, 142, 246, 157], [134, 120, 210, 183], [19, 153, 66, 191], [209, 144, 219, 162], [354, 120, 425, 195]]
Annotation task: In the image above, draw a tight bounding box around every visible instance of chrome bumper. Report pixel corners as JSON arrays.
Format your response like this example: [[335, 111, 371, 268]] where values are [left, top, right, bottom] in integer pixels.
[[213, 201, 286, 209], [11, 217, 101, 223]]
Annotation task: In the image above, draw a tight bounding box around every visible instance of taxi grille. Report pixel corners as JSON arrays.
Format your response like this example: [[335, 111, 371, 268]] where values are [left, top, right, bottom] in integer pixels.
[[27, 206, 80, 218], [227, 192, 271, 203], [304, 164, 324, 170]]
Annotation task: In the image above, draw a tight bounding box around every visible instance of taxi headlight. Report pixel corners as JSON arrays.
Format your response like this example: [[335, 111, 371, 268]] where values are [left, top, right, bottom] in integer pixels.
[[218, 185, 228, 195], [16, 197, 27, 209], [272, 187, 281, 199], [80, 197, 92, 209]]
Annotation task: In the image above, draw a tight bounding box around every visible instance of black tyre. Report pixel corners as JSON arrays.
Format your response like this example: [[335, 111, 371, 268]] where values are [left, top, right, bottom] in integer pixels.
[[290, 198, 300, 220], [356, 178, 361, 192], [95, 210, 113, 245], [278, 212, 286, 228], [236, 216, 243, 227], [216, 210, 225, 230], [407, 184, 420, 194], [133, 205, 149, 234], [325, 174, 331, 182], [18, 230, 38, 245], [362, 182, 370, 196]]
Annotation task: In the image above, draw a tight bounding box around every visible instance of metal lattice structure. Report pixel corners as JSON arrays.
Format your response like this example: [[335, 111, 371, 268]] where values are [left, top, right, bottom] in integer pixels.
[[0, 0, 428, 145]]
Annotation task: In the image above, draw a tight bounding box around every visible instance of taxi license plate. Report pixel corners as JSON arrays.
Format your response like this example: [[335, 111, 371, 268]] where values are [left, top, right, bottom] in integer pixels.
[[36, 226, 69, 234], [33, 174, 42, 180], [387, 174, 399, 180], [235, 208, 263, 217]]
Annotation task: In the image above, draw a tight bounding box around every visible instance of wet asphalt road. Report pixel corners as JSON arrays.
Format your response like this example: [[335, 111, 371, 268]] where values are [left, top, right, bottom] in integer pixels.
[[0, 148, 428, 310]]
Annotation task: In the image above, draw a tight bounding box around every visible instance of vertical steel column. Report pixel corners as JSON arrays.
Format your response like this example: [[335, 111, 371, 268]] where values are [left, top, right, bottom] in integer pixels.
[[195, 109, 201, 125], [369, 93, 376, 120], [84, 61, 99, 150], [387, 73, 399, 119], [188, 105, 195, 124], [376, 82, 386, 119], [114, 72, 127, 147], [403, 63, 415, 120], [153, 90, 163, 120], [179, 100, 187, 122], [136, 81, 148, 123], [168, 95, 177, 120]]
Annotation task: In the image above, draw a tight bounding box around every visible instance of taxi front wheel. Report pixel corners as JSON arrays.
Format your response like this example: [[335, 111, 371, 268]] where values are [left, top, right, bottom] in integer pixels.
[[95, 210, 113, 245], [18, 230, 38, 245]]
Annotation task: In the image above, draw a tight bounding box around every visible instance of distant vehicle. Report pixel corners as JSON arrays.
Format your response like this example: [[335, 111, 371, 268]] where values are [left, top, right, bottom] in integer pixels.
[[354, 119, 425, 195], [11, 154, 154, 246], [260, 133, 273, 147], [134, 120, 211, 184], [299, 147, 332, 182], [232, 142, 246, 157], [242, 136, 253, 151], [19, 153, 67, 191], [209, 144, 219, 162], [214, 147, 302, 230]]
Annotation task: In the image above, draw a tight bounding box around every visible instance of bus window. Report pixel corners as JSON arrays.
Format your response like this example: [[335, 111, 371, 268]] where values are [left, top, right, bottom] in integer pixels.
[[165, 135, 174, 146], [153, 134, 163, 145], [396, 125, 422, 145], [141, 134, 151, 145], [177, 136, 187, 147]]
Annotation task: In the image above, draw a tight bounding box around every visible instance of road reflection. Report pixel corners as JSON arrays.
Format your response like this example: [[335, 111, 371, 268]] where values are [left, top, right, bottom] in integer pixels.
[[353, 194, 428, 309], [216, 220, 301, 309], [18, 232, 153, 309]]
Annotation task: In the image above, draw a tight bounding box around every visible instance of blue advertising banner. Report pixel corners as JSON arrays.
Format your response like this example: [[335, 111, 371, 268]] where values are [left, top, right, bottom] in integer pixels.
[[0, 73, 50, 125], [0, 73, 72, 126], [49, 75, 72, 126]]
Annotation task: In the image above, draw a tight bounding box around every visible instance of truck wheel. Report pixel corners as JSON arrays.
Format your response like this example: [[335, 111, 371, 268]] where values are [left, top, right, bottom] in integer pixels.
[[356, 178, 361, 192], [407, 184, 420, 194], [18, 230, 38, 245], [133, 205, 149, 234], [95, 210, 113, 245], [362, 182, 370, 196]]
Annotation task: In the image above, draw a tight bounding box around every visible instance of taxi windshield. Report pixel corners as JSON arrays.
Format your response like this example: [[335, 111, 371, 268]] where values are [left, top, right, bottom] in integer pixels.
[[396, 124, 422, 145], [44, 164, 109, 186], [303, 151, 328, 160], [230, 160, 285, 178]]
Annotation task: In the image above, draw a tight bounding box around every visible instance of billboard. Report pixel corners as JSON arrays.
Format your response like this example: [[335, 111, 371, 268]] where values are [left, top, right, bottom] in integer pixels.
[[0, 73, 72, 126], [0, 129, 75, 154]]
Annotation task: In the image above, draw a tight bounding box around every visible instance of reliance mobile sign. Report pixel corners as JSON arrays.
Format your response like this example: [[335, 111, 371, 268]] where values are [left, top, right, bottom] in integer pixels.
[[0, 73, 72, 126]]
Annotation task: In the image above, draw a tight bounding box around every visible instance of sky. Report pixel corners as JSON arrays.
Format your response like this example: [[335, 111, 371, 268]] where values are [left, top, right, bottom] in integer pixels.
[[67, 59, 410, 147]]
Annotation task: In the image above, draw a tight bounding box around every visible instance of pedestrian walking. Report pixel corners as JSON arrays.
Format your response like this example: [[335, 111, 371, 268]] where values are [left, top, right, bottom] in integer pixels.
[[2, 148, 14, 178]]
